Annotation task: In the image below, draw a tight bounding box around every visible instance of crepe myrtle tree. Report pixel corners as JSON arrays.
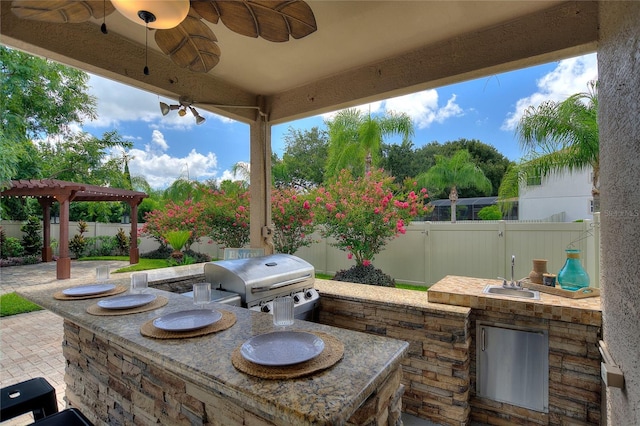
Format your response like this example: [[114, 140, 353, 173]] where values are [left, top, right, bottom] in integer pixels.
[[314, 169, 428, 267], [271, 187, 318, 254], [141, 199, 210, 250]]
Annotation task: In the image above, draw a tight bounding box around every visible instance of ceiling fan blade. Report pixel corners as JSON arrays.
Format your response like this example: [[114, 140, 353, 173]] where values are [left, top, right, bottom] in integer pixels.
[[193, 0, 317, 42], [11, 0, 115, 24], [155, 13, 221, 73]]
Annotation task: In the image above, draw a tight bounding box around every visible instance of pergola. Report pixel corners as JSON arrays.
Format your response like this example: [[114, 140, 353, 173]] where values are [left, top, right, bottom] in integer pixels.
[[1, 179, 148, 279]]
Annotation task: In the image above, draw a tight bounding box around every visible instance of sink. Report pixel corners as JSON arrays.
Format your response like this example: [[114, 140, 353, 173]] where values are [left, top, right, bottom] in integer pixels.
[[483, 285, 540, 300]]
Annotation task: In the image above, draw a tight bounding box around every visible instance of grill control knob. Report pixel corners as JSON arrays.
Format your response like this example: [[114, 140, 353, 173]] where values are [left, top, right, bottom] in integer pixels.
[[293, 294, 301, 303], [261, 304, 271, 313], [304, 290, 314, 300]]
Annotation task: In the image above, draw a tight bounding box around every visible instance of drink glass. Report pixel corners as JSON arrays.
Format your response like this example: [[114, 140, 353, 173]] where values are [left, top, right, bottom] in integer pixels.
[[273, 296, 294, 327], [96, 265, 109, 283], [193, 282, 211, 309], [130, 272, 148, 293]]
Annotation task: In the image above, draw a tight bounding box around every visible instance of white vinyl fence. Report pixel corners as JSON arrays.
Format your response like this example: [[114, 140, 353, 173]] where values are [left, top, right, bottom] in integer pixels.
[[1, 214, 600, 288], [295, 215, 600, 288]]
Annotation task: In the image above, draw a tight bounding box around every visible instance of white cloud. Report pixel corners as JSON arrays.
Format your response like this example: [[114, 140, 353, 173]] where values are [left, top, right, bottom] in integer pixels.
[[386, 91, 463, 129], [86, 74, 236, 129], [110, 130, 219, 189], [321, 89, 463, 129], [149, 129, 169, 152], [501, 53, 598, 131]]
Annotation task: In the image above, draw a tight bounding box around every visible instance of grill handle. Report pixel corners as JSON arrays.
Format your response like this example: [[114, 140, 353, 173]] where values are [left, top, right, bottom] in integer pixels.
[[250, 274, 312, 293]]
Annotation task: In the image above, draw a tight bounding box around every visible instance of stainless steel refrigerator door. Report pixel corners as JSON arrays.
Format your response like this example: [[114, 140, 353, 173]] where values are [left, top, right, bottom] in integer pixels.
[[476, 323, 549, 412]]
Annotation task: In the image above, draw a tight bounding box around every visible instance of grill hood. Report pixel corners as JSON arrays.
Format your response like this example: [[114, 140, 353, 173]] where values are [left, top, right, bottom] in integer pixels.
[[203, 254, 315, 307]]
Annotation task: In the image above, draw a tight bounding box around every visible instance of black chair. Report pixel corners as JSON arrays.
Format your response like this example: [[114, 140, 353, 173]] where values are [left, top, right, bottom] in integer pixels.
[[0, 377, 58, 422], [31, 408, 93, 426]]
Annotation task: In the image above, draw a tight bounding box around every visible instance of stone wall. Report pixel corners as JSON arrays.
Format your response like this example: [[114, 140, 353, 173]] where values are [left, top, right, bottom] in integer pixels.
[[315, 280, 472, 426], [62, 319, 404, 426], [315, 279, 602, 426]]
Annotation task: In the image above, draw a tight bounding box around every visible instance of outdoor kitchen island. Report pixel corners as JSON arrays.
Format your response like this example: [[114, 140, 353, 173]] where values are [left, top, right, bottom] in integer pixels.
[[17, 279, 408, 426]]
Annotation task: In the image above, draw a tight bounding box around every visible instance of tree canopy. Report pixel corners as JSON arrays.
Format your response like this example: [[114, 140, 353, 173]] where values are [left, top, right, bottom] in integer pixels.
[[416, 149, 492, 223], [324, 109, 414, 179], [1, 46, 97, 187], [499, 81, 599, 212]]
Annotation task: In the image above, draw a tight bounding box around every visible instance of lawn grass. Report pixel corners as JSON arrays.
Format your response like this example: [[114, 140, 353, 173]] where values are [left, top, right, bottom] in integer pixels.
[[315, 273, 429, 291], [0, 292, 43, 317], [79, 256, 171, 273]]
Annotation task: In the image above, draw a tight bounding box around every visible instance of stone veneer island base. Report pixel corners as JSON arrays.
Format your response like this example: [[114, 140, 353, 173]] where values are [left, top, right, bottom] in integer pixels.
[[315, 275, 602, 426], [18, 278, 408, 426]]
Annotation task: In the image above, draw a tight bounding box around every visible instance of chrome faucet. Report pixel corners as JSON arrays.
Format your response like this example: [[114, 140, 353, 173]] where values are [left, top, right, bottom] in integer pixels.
[[499, 255, 522, 289], [511, 255, 515, 286]]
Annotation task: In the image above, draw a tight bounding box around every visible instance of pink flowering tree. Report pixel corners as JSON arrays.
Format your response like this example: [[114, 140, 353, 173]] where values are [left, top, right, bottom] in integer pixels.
[[203, 184, 251, 249], [271, 187, 318, 254], [314, 169, 429, 267], [142, 199, 210, 250]]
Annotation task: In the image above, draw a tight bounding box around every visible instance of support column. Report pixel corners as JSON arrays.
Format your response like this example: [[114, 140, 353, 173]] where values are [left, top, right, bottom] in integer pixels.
[[129, 200, 140, 264], [598, 2, 640, 425], [38, 199, 53, 262], [249, 114, 273, 254], [56, 195, 71, 279]]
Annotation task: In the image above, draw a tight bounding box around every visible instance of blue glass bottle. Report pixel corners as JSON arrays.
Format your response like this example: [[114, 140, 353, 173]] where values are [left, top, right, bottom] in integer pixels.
[[557, 249, 590, 291]]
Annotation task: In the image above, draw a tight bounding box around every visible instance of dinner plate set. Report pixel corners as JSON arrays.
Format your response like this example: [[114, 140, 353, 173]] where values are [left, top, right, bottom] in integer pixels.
[[62, 285, 325, 367]]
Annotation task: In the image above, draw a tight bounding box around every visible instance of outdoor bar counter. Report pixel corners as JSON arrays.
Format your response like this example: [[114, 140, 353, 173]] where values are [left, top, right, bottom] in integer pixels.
[[18, 278, 408, 426]]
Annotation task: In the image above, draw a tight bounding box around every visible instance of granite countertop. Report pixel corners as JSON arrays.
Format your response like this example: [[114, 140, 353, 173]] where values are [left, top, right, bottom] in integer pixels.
[[427, 275, 602, 326], [17, 278, 408, 425], [315, 278, 471, 317]]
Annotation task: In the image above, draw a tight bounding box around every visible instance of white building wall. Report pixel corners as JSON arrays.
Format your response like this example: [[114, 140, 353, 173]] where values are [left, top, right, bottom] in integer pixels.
[[518, 168, 593, 222]]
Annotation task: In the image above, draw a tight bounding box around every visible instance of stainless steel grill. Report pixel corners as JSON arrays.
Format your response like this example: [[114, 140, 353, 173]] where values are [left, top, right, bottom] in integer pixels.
[[203, 254, 319, 321]]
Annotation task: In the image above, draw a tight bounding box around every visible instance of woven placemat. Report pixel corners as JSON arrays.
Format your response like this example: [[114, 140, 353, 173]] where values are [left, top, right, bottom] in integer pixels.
[[86, 296, 169, 316], [53, 285, 127, 300], [140, 310, 236, 339], [231, 331, 344, 380]]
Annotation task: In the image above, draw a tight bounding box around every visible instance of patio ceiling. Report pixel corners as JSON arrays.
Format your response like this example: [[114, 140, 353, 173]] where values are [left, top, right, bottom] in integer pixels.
[[0, 1, 598, 125]]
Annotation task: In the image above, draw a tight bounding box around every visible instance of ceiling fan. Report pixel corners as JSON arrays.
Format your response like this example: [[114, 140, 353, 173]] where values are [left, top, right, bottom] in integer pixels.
[[10, 0, 318, 74]]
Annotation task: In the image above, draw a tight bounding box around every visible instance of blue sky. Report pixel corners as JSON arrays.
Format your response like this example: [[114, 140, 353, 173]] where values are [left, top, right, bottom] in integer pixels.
[[82, 53, 597, 189]]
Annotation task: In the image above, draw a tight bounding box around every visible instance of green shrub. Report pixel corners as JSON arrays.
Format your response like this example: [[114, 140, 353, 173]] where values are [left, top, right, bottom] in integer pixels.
[[478, 205, 503, 220], [115, 228, 129, 255], [1, 230, 24, 259], [69, 221, 89, 258], [20, 216, 42, 256], [86, 235, 117, 257]]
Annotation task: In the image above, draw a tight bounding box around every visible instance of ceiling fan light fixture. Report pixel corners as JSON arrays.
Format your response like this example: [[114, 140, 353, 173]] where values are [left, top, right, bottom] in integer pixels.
[[111, 0, 190, 29], [190, 107, 206, 125], [159, 102, 180, 116]]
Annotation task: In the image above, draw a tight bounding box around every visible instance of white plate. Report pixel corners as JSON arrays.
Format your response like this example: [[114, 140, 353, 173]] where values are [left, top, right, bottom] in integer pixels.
[[240, 331, 325, 366], [97, 294, 156, 310], [153, 309, 222, 332], [62, 283, 115, 297]]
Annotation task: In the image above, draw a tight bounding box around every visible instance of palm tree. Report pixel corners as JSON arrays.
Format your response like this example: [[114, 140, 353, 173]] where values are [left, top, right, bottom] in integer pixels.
[[510, 80, 599, 209], [324, 108, 413, 179], [416, 150, 492, 223]]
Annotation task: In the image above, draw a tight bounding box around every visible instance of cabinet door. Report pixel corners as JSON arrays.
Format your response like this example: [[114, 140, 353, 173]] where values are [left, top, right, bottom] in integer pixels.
[[477, 324, 549, 412]]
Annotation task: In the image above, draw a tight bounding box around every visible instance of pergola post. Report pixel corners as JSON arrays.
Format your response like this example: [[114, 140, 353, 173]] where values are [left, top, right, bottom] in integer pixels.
[[56, 194, 71, 280], [38, 198, 53, 262], [128, 199, 142, 264]]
